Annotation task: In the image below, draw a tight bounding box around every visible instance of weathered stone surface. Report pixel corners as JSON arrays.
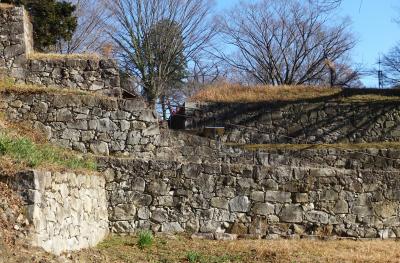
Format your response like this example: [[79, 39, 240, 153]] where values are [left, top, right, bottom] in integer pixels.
[[305, 211, 329, 224], [279, 205, 303, 223], [2, 92, 160, 158], [265, 191, 291, 203], [229, 196, 250, 212], [185, 102, 400, 145], [252, 203, 274, 216], [214, 233, 237, 241], [161, 222, 184, 233], [101, 157, 400, 241], [12, 170, 108, 255]]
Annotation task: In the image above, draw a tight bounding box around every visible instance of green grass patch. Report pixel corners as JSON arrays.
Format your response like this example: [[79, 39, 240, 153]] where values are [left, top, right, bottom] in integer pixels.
[[0, 131, 96, 171], [137, 230, 154, 250], [187, 251, 202, 262]]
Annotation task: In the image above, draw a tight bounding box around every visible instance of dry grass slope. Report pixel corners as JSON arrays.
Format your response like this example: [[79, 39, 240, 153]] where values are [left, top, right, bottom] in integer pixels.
[[0, 78, 116, 100], [190, 83, 400, 103], [72, 235, 400, 263], [28, 52, 101, 61], [190, 83, 342, 103]]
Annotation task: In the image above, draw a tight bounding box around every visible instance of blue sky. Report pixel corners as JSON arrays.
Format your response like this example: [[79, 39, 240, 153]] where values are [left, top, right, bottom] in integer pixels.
[[216, 0, 400, 87]]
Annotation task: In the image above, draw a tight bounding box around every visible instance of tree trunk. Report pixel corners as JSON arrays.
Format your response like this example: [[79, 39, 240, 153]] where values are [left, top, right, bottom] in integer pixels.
[[161, 95, 167, 120]]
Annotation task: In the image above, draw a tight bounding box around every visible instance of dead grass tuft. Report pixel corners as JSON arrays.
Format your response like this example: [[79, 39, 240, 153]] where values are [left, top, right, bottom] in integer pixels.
[[0, 77, 116, 100], [0, 3, 14, 9], [28, 52, 101, 61], [190, 82, 342, 103]]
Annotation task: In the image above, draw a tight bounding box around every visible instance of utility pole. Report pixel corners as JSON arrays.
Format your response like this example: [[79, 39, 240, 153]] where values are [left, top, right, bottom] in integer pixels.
[[378, 56, 384, 89]]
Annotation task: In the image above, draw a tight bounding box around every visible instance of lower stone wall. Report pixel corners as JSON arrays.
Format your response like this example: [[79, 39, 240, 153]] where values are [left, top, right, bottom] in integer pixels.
[[100, 157, 400, 239], [12, 170, 109, 255]]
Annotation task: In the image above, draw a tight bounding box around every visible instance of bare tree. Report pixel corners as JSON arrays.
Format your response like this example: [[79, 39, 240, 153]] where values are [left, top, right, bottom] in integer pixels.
[[382, 45, 400, 87], [58, 0, 111, 54], [308, 0, 342, 11], [380, 9, 400, 87], [106, 0, 217, 109], [218, 0, 355, 87]]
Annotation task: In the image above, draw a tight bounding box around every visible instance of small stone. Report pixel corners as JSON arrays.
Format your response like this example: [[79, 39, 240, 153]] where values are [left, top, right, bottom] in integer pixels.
[[161, 222, 184, 233], [334, 200, 349, 214], [211, 197, 229, 210], [89, 142, 109, 155], [214, 233, 237, 241], [191, 233, 214, 240]]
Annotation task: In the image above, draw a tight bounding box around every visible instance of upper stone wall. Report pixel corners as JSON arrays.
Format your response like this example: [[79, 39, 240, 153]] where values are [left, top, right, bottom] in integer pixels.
[[186, 101, 400, 144], [0, 6, 32, 79], [25, 58, 122, 97], [0, 6, 122, 97]]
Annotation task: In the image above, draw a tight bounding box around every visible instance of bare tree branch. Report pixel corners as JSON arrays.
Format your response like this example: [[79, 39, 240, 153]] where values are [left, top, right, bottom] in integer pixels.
[[218, 0, 356, 87], [58, 0, 112, 54], [106, 0, 217, 105]]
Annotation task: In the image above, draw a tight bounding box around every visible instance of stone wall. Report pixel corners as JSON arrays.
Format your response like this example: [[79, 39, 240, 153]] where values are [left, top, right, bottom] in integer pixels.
[[0, 6, 32, 79], [186, 100, 400, 144], [100, 157, 400, 239], [11, 170, 108, 255], [1, 91, 160, 158], [0, 6, 122, 97], [159, 130, 400, 170], [25, 58, 122, 97]]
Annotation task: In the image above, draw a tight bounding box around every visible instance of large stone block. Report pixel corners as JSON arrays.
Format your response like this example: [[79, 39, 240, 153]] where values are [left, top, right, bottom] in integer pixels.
[[279, 204, 303, 223], [229, 196, 250, 212], [265, 191, 291, 203]]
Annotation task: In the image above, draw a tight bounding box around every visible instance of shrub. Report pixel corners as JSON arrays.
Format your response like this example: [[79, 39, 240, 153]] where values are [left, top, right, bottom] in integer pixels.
[[137, 230, 153, 250], [186, 251, 201, 263]]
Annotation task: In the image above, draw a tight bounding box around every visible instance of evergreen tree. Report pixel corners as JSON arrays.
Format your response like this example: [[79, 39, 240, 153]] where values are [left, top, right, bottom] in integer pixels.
[[0, 0, 77, 52]]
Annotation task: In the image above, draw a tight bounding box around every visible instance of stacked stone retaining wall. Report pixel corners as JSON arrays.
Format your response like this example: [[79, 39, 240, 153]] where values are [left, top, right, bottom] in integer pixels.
[[11, 170, 108, 255], [100, 157, 400, 239], [25, 58, 122, 97], [0, 6, 122, 97], [0, 91, 160, 158], [0, 6, 32, 79], [186, 100, 400, 144]]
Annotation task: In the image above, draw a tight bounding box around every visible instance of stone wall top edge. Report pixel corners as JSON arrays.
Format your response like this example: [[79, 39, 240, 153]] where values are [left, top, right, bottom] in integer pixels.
[[1, 89, 148, 109], [97, 156, 400, 173], [189, 100, 400, 107], [27, 57, 116, 64]]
